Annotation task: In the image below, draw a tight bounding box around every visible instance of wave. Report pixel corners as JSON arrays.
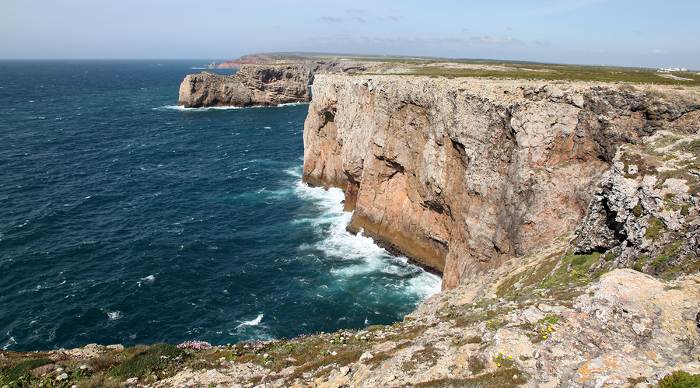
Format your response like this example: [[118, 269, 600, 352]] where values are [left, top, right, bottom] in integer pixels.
[[1, 335, 16, 350], [276, 102, 310, 107], [106, 311, 122, 321], [154, 102, 309, 112], [137, 274, 156, 287], [293, 181, 441, 299], [235, 314, 263, 329], [190, 67, 208, 70], [155, 105, 246, 112]]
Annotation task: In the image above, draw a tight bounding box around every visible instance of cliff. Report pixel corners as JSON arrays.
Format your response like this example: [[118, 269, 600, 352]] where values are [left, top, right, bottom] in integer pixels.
[[178, 61, 375, 108], [302, 75, 700, 289], [178, 64, 313, 107]]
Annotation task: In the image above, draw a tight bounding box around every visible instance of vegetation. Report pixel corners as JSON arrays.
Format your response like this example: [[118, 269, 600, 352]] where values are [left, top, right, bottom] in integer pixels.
[[0, 358, 53, 386], [243, 52, 700, 85], [658, 370, 700, 388], [400, 63, 700, 86], [413, 366, 526, 388], [645, 217, 666, 240], [108, 344, 187, 380]]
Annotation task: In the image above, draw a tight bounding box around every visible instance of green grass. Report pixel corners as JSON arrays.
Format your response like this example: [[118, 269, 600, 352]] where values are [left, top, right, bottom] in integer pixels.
[[659, 371, 700, 388], [645, 217, 666, 240], [240, 52, 700, 86], [399, 64, 700, 86], [108, 343, 187, 380], [413, 367, 526, 388], [0, 358, 54, 386], [540, 251, 602, 289]]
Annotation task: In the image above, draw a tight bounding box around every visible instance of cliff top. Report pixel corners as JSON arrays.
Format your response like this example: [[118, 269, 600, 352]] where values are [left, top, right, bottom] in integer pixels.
[[312, 73, 700, 101], [216, 52, 700, 87]]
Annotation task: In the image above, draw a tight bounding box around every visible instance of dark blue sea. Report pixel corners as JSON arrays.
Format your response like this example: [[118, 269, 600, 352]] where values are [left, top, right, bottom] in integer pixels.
[[0, 61, 440, 351]]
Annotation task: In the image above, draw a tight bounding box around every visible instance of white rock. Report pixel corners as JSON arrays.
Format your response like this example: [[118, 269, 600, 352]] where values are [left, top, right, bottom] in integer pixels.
[[359, 351, 374, 362]]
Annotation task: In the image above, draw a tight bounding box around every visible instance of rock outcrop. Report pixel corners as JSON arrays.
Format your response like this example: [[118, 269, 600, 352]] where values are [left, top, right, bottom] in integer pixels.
[[150, 265, 700, 387], [302, 75, 700, 288], [574, 130, 700, 277], [178, 61, 375, 108], [178, 64, 313, 107]]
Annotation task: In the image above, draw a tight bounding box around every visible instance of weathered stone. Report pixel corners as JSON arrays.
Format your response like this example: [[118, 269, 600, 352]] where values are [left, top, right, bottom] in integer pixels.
[[303, 75, 700, 288]]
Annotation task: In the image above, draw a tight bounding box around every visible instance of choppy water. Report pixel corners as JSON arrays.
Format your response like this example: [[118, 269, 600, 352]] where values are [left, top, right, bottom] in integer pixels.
[[0, 61, 440, 351]]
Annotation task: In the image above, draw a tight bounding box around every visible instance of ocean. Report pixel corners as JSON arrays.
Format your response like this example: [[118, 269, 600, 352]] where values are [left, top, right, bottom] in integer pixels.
[[0, 60, 440, 351]]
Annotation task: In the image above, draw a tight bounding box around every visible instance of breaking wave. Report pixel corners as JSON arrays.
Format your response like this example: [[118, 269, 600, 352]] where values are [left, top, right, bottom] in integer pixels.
[[155, 102, 309, 112], [236, 314, 264, 329], [292, 176, 441, 300]]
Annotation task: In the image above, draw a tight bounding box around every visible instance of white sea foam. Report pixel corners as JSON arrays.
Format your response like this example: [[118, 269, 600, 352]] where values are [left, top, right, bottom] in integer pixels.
[[107, 311, 122, 321], [236, 314, 264, 329], [190, 66, 208, 70], [156, 105, 245, 112], [137, 274, 156, 287], [2, 336, 16, 350], [155, 102, 309, 112], [293, 180, 442, 299], [277, 102, 309, 107]]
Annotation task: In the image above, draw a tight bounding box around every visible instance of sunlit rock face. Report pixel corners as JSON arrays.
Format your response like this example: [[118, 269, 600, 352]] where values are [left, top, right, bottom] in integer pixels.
[[303, 74, 700, 289]]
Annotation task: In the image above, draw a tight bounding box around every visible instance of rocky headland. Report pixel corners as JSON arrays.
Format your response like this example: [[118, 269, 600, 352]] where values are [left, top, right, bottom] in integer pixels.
[[3, 61, 700, 387], [178, 60, 377, 108], [303, 75, 700, 289]]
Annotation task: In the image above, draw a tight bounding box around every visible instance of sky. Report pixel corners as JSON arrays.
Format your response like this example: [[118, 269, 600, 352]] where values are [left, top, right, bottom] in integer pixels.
[[1, 0, 699, 68]]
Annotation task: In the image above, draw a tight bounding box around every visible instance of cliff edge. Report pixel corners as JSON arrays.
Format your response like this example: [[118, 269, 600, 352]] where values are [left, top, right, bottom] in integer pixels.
[[303, 75, 700, 289]]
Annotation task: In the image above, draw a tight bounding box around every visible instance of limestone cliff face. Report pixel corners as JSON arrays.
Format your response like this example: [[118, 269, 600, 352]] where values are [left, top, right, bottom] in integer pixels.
[[302, 75, 700, 288], [178, 64, 312, 107], [178, 61, 374, 108]]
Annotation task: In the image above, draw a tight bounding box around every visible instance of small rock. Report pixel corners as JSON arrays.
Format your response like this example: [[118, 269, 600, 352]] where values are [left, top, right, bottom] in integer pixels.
[[79, 364, 88, 371], [125, 377, 138, 386], [56, 373, 69, 381], [569, 94, 585, 108], [545, 85, 564, 100], [340, 366, 350, 375], [359, 351, 374, 362], [106, 344, 124, 351]]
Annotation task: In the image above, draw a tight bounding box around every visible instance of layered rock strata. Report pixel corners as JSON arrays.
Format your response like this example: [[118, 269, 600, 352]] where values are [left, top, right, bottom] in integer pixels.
[[178, 61, 374, 108], [302, 75, 700, 288], [178, 64, 313, 108]]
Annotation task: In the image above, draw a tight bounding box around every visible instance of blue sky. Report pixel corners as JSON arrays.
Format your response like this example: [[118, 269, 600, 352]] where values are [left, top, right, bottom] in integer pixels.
[[2, 0, 699, 68]]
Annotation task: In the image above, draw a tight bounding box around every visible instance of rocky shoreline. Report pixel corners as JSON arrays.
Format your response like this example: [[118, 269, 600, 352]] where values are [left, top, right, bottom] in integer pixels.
[[2, 61, 700, 387]]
